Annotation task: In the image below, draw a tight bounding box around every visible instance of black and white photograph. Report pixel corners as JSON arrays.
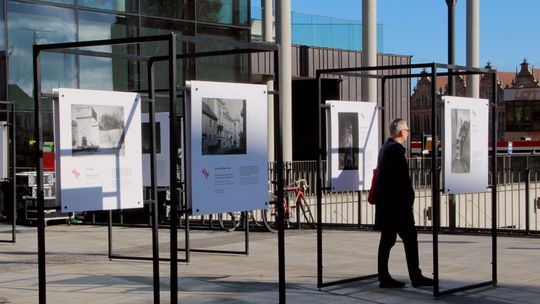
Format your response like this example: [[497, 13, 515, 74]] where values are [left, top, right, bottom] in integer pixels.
[[451, 108, 471, 173], [71, 104, 125, 156], [338, 112, 359, 170], [201, 97, 246, 155]]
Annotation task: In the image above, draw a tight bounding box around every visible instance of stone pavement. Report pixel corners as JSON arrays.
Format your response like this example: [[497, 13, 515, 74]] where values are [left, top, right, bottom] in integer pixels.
[[1, 223, 540, 303]]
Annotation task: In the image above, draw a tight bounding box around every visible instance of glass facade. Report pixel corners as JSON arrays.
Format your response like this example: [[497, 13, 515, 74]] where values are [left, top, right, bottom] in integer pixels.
[[251, 5, 383, 52], [3, 0, 251, 168], [506, 100, 540, 131]]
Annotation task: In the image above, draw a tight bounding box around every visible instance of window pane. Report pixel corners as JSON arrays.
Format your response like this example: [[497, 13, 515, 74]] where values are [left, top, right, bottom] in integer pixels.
[[140, 17, 194, 112], [506, 104, 514, 131], [533, 103, 540, 130], [8, 1, 76, 110], [141, 0, 193, 20], [79, 11, 138, 91], [79, 0, 137, 13], [196, 25, 249, 82], [0, 0, 6, 100], [198, 0, 244, 25], [34, 0, 74, 6], [514, 103, 522, 129], [523, 105, 532, 130], [238, 0, 248, 25]]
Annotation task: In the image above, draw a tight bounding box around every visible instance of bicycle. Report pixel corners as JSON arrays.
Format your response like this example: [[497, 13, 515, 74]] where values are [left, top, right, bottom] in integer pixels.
[[262, 179, 315, 232], [217, 210, 268, 232]]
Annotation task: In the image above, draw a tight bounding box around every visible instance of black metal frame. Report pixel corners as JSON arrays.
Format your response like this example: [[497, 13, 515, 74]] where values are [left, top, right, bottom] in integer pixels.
[[0, 101, 16, 243], [33, 34, 285, 304], [316, 63, 498, 297]]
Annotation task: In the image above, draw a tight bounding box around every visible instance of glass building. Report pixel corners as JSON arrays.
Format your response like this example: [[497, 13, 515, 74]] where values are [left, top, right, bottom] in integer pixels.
[[0, 0, 251, 168], [251, 5, 383, 52]]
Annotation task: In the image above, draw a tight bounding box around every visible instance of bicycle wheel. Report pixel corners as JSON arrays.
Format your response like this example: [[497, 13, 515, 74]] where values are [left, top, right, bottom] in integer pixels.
[[299, 196, 315, 228], [249, 210, 266, 229], [218, 212, 241, 232], [261, 206, 277, 233]]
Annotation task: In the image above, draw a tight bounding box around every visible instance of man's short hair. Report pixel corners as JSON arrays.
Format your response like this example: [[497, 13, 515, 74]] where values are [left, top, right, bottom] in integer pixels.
[[389, 118, 408, 137]]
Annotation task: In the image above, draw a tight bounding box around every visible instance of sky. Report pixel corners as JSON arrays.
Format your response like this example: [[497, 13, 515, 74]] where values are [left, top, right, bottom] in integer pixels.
[[290, 0, 540, 73]]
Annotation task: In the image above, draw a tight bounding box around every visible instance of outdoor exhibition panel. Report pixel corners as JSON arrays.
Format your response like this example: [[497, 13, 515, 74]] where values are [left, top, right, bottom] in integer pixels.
[[316, 63, 498, 297], [0, 121, 8, 181], [442, 96, 489, 195], [54, 88, 144, 212], [33, 34, 284, 304], [142, 112, 174, 188], [326, 100, 379, 192], [186, 80, 268, 216]]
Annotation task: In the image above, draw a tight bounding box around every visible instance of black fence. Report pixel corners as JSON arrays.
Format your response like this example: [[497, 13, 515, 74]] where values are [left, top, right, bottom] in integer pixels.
[[74, 155, 540, 236]]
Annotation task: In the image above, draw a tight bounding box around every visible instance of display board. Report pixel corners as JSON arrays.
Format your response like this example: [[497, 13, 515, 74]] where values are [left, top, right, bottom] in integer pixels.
[[186, 81, 268, 215], [55, 88, 143, 212], [0, 122, 8, 180], [142, 112, 177, 187], [442, 96, 489, 194], [326, 100, 379, 192]]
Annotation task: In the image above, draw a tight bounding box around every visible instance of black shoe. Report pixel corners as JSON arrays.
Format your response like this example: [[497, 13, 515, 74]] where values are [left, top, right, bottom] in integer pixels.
[[379, 277, 406, 288], [411, 275, 434, 288]]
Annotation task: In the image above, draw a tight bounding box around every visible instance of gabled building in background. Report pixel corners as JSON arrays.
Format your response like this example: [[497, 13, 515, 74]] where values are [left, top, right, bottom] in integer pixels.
[[410, 62, 506, 142], [504, 59, 540, 140]]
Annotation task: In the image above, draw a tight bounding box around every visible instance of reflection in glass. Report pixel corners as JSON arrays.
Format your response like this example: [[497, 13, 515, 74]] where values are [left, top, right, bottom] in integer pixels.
[[79, 0, 137, 13], [140, 17, 193, 112], [34, 0, 74, 6], [197, 0, 226, 23], [141, 0, 192, 20], [79, 11, 138, 91], [0, 1, 6, 100], [8, 1, 76, 110], [196, 25, 249, 82]]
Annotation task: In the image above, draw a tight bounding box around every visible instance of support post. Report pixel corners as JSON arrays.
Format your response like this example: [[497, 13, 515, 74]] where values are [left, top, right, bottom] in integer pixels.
[[491, 70, 498, 284], [446, 0, 457, 234], [525, 169, 530, 235], [108, 210, 113, 259], [466, 0, 480, 98], [148, 59, 160, 304], [316, 73, 323, 289], [33, 44, 46, 304], [168, 34, 179, 304], [273, 49, 286, 304], [361, 0, 377, 102], [276, 0, 292, 161], [431, 64, 440, 296], [263, 0, 275, 161]]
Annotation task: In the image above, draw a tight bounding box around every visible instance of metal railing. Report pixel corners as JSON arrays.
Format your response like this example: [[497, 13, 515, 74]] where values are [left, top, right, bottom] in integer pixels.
[[93, 156, 540, 235], [265, 156, 540, 235]]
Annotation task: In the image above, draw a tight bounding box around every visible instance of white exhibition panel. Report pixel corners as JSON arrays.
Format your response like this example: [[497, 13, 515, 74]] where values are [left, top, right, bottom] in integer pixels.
[[142, 112, 171, 187], [186, 81, 268, 216], [0, 122, 8, 180], [442, 96, 489, 194], [55, 88, 143, 212], [326, 100, 379, 192]]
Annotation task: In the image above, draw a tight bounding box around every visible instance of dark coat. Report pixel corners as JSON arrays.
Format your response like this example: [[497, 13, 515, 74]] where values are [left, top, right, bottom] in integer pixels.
[[374, 138, 415, 230]]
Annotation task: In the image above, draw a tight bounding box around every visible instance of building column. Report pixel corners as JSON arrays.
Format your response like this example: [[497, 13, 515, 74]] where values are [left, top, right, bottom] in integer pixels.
[[276, 0, 293, 161], [361, 0, 377, 103], [263, 0, 275, 161], [466, 0, 480, 98]]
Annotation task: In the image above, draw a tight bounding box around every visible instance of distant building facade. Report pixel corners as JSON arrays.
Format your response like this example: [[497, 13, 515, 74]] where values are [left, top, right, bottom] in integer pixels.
[[410, 62, 505, 142], [504, 59, 540, 140]]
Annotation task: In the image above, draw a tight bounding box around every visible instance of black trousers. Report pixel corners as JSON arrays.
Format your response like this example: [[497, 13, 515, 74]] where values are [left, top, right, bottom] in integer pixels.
[[377, 222, 422, 280]]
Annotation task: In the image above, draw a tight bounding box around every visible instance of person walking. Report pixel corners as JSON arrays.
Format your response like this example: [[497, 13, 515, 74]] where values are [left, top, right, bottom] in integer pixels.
[[374, 118, 434, 288]]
